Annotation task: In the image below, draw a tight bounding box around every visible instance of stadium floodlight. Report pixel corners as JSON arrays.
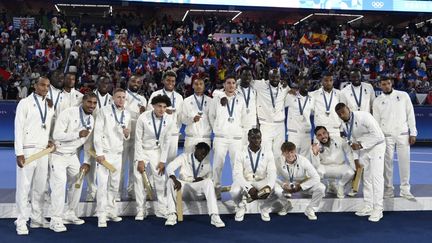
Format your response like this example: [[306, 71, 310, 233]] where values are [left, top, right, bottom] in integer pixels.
[[347, 15, 363, 24], [182, 9, 242, 22], [294, 13, 363, 25], [55, 4, 60, 12], [294, 14, 313, 25]]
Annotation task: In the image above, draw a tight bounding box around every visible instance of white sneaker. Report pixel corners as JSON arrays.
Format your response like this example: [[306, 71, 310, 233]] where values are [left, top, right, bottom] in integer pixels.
[[63, 214, 85, 225], [107, 213, 122, 222], [383, 190, 394, 199], [304, 208, 317, 220], [234, 207, 246, 222], [336, 185, 345, 199], [210, 214, 225, 228], [261, 212, 271, 222], [327, 182, 337, 194], [400, 192, 415, 200], [368, 210, 383, 222], [49, 220, 67, 233], [135, 210, 147, 221], [98, 215, 107, 228], [165, 213, 177, 226], [355, 206, 373, 216], [347, 189, 357, 197], [15, 220, 28, 235], [278, 202, 293, 216], [30, 218, 50, 228], [115, 196, 121, 202]]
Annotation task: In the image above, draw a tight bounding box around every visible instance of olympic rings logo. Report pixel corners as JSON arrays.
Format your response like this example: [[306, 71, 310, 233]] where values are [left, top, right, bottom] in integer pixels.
[[371, 1, 384, 8]]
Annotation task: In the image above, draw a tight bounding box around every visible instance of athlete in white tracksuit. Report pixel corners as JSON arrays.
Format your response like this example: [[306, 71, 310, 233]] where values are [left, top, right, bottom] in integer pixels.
[[285, 83, 314, 159], [147, 71, 183, 163], [336, 103, 385, 222], [275, 142, 325, 220], [134, 95, 174, 219], [209, 76, 248, 194], [311, 73, 342, 138], [237, 68, 257, 145], [120, 76, 147, 200], [251, 70, 290, 161], [231, 129, 276, 222], [181, 78, 212, 153], [94, 89, 131, 227], [86, 76, 112, 201], [49, 95, 97, 232], [164, 142, 225, 228], [14, 77, 55, 235], [373, 77, 417, 199], [311, 126, 356, 198], [59, 73, 83, 111], [340, 69, 375, 113]]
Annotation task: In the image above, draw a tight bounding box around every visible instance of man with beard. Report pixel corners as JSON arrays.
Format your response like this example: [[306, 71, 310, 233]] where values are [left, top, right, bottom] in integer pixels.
[[237, 68, 257, 145], [373, 76, 417, 200], [340, 69, 375, 112], [14, 77, 55, 235], [61, 73, 83, 110], [311, 126, 357, 198], [181, 78, 212, 153], [285, 78, 314, 158], [49, 93, 97, 232], [147, 71, 183, 163], [336, 103, 385, 222], [120, 75, 147, 200], [251, 69, 290, 161], [47, 70, 64, 115], [85, 75, 112, 202], [311, 71, 342, 138]]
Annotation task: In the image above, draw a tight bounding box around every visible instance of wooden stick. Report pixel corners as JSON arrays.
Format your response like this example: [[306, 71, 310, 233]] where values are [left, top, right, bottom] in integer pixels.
[[24, 147, 55, 166], [352, 167, 363, 192], [142, 171, 154, 201], [87, 150, 117, 173], [74, 169, 87, 189], [176, 189, 183, 222], [220, 186, 231, 192]]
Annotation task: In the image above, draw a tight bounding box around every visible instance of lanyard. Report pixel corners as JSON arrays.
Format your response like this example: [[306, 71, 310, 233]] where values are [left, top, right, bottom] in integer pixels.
[[33, 93, 47, 127], [127, 89, 142, 105], [351, 85, 363, 110], [191, 153, 203, 179], [49, 87, 61, 110], [248, 148, 262, 174], [163, 89, 176, 108], [286, 161, 297, 183], [79, 106, 91, 129], [193, 94, 204, 112], [322, 90, 334, 113], [96, 91, 109, 109], [269, 84, 279, 109], [297, 96, 309, 116], [226, 96, 236, 118], [111, 104, 125, 128], [151, 111, 164, 143], [240, 87, 251, 108], [345, 112, 355, 142]]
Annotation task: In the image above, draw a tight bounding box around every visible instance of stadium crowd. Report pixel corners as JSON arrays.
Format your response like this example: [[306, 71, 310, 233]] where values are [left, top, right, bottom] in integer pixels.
[[0, 9, 432, 104]]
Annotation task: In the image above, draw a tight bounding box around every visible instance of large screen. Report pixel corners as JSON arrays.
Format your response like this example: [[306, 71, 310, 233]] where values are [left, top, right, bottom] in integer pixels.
[[128, 0, 432, 13]]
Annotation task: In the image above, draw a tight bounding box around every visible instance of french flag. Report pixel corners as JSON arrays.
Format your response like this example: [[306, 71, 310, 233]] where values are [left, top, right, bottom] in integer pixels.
[[105, 29, 114, 39]]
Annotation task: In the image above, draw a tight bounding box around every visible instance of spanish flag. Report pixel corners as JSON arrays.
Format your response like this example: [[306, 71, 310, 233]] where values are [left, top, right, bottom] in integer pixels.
[[299, 34, 312, 45]]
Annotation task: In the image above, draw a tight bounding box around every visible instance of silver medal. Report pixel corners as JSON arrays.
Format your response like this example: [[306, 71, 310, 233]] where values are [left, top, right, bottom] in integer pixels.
[[228, 117, 234, 123]]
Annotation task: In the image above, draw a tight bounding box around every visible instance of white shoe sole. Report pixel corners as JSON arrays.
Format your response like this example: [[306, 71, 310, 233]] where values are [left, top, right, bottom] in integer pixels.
[[211, 222, 225, 228]]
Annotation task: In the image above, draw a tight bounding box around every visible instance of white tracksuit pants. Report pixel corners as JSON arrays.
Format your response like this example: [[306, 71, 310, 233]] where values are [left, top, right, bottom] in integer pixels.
[[49, 152, 82, 220], [15, 147, 49, 223], [133, 149, 167, 216], [120, 139, 135, 197], [274, 182, 325, 212], [230, 179, 275, 214], [361, 143, 385, 211], [383, 134, 411, 195], [316, 164, 355, 187], [259, 123, 285, 161], [212, 136, 243, 189], [287, 132, 312, 160], [184, 136, 211, 154], [85, 156, 97, 199], [96, 152, 122, 216], [167, 134, 179, 163], [166, 178, 219, 215]]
